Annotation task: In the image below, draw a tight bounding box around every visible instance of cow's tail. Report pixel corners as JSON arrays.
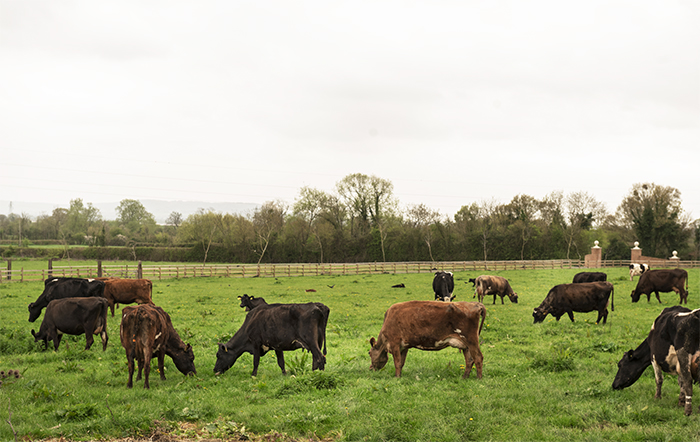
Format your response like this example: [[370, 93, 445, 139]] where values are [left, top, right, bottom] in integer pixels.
[[477, 304, 486, 335], [611, 285, 615, 312]]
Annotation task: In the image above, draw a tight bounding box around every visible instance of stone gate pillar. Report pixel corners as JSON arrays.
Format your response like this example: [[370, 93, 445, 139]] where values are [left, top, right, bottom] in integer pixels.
[[630, 241, 642, 262], [585, 241, 602, 268]]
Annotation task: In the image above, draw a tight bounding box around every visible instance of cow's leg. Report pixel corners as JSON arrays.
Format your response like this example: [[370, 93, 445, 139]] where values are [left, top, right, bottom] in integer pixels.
[[596, 309, 608, 325], [143, 350, 152, 389], [157, 350, 167, 380], [652, 358, 664, 399], [100, 329, 108, 351], [251, 348, 261, 376], [464, 342, 483, 379], [109, 300, 115, 317], [53, 332, 62, 351], [678, 349, 693, 415], [492, 295, 497, 305], [126, 350, 135, 388], [654, 291, 662, 303], [391, 347, 407, 377], [274, 349, 286, 374], [500, 295, 505, 305], [462, 349, 474, 378], [567, 311, 575, 322]]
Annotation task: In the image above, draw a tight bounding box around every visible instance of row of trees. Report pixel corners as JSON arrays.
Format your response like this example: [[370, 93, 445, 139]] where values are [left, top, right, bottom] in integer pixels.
[[1, 177, 698, 263]]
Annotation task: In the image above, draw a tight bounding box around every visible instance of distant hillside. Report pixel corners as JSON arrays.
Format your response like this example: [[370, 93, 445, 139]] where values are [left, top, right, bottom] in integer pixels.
[[0, 200, 260, 224]]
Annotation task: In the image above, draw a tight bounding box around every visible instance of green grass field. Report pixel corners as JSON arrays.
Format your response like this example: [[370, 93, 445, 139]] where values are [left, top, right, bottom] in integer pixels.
[[1, 267, 699, 441]]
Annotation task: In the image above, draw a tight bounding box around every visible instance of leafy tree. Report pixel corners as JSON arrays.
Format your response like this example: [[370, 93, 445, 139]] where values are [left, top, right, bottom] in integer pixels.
[[336, 173, 396, 237], [115, 199, 156, 242], [178, 209, 221, 264], [616, 183, 690, 257], [66, 199, 102, 244], [166, 211, 183, 228], [563, 192, 607, 259]]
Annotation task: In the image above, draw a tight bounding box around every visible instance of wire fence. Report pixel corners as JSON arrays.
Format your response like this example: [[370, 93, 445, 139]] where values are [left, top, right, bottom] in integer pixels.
[[1, 259, 697, 283]]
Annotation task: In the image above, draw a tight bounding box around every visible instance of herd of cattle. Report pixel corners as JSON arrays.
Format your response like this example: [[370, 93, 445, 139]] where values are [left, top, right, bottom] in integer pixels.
[[22, 264, 698, 415]]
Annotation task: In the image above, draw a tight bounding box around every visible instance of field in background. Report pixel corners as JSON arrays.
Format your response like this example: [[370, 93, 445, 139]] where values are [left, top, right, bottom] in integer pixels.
[[1, 268, 699, 441]]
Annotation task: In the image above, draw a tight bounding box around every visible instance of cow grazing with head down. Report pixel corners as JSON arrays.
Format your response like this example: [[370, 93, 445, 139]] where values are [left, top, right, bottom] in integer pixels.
[[631, 269, 689, 304], [369, 301, 486, 379], [120, 304, 196, 389], [533, 281, 614, 324], [31, 297, 109, 351], [475, 275, 518, 305], [28, 277, 105, 322], [433, 271, 455, 302], [612, 306, 700, 416], [572, 272, 607, 283], [214, 301, 330, 376], [99, 278, 154, 316], [629, 263, 650, 281]]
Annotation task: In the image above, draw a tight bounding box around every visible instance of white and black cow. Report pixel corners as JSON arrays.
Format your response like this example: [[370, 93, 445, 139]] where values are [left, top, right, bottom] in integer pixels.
[[629, 263, 650, 281], [31, 297, 109, 351], [432, 271, 455, 302], [612, 306, 700, 416], [533, 281, 614, 324], [28, 277, 105, 322], [214, 301, 330, 376]]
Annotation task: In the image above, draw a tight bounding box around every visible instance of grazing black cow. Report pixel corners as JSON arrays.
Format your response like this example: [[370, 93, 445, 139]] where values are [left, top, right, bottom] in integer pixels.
[[120, 304, 196, 389], [629, 263, 650, 281], [433, 271, 455, 302], [612, 306, 700, 416], [467, 278, 477, 287], [475, 275, 518, 304], [214, 301, 330, 376], [572, 272, 607, 283], [28, 277, 105, 322], [31, 297, 109, 351], [631, 269, 689, 304], [533, 281, 614, 324]]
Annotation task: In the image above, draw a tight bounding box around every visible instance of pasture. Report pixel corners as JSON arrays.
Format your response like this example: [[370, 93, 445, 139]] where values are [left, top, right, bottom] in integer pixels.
[[0, 267, 698, 441]]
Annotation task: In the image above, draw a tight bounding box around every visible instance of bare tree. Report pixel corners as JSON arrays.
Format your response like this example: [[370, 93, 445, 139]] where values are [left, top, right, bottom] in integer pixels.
[[406, 203, 441, 263], [252, 201, 286, 267]]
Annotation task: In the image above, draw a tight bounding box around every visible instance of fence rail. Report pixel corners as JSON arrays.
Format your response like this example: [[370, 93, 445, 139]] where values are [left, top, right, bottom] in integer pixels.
[[1, 259, 698, 283]]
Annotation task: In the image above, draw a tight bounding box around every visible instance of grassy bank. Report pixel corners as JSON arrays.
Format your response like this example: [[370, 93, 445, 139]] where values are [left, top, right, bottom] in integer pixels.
[[1, 268, 699, 441]]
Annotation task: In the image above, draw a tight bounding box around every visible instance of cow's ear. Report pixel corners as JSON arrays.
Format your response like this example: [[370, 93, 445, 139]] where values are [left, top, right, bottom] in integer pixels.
[[218, 343, 228, 353], [237, 296, 242, 300], [31, 329, 36, 337], [369, 337, 376, 347]]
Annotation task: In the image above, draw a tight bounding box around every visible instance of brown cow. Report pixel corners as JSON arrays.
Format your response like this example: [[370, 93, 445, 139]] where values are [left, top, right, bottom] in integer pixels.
[[475, 275, 519, 304], [631, 269, 689, 304], [99, 278, 154, 316], [369, 301, 486, 379], [120, 304, 196, 389]]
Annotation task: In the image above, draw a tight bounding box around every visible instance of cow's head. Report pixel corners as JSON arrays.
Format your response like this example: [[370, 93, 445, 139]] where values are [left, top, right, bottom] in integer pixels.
[[612, 342, 650, 390], [214, 343, 236, 375], [508, 292, 519, 304], [368, 337, 388, 371], [532, 307, 548, 323], [239, 294, 254, 311], [170, 343, 196, 376], [630, 289, 641, 303], [433, 271, 454, 302], [28, 302, 42, 322]]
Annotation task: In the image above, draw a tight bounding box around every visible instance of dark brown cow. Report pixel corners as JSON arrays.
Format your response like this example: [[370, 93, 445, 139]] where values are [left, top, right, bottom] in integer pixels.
[[572, 272, 607, 283], [100, 278, 154, 316], [215, 301, 330, 376], [369, 301, 486, 379], [31, 297, 109, 351], [120, 304, 196, 389], [631, 269, 689, 304], [28, 277, 105, 322], [533, 281, 614, 324], [475, 275, 518, 304]]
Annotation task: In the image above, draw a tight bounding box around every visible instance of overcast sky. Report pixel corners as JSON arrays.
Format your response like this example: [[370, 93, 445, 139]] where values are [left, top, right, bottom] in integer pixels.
[[1, 0, 698, 222]]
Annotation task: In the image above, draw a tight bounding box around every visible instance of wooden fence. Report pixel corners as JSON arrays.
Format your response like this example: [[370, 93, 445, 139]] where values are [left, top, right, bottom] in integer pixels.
[[1, 259, 698, 283]]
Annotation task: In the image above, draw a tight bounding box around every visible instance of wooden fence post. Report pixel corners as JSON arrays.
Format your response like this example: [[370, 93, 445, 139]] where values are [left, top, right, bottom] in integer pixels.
[[48, 258, 53, 278], [97, 260, 102, 277], [137, 261, 143, 279], [7, 259, 11, 281]]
